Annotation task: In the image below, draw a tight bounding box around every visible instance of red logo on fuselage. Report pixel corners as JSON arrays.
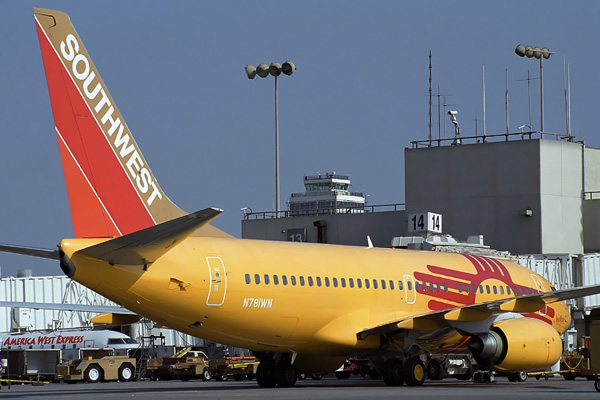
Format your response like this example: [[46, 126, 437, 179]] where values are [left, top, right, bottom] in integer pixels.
[[413, 254, 554, 324]]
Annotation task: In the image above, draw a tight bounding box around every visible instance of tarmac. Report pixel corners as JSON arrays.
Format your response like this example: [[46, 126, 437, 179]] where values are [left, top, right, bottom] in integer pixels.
[[0, 376, 599, 400]]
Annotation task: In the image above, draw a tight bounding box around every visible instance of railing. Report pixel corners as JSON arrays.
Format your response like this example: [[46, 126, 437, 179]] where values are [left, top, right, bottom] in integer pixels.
[[290, 191, 365, 198], [243, 203, 405, 220], [304, 173, 349, 181], [410, 131, 575, 148]]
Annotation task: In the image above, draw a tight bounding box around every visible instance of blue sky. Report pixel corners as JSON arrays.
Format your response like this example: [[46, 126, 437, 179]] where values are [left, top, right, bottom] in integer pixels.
[[0, 1, 599, 276]]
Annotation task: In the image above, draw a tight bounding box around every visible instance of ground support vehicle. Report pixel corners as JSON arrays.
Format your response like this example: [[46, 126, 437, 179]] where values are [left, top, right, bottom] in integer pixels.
[[560, 350, 595, 380], [147, 355, 211, 381], [224, 356, 259, 381], [57, 356, 136, 383], [1, 349, 60, 382]]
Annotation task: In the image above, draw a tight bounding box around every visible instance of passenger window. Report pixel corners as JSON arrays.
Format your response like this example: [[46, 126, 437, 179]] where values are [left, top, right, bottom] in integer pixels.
[[415, 282, 420, 291], [273, 275, 279, 285], [389, 280, 394, 290], [357, 279, 363, 288], [408, 281, 413, 291], [373, 280, 378, 289], [479, 285, 484, 294], [325, 277, 330, 287], [245, 274, 251, 284], [299, 276, 305, 286], [398, 281, 404, 290], [422, 282, 427, 292], [333, 278, 338, 288], [464, 284, 470, 293], [308, 276, 313, 287], [486, 285, 490, 294], [512, 286, 518, 295], [429, 282, 434, 291], [264, 274, 270, 285], [493, 286, 497, 295], [436, 283, 440, 292], [381, 280, 386, 290], [282, 275, 288, 285], [365, 279, 371, 289], [443, 283, 448, 292], [519, 287, 524, 296], [457, 283, 462, 293], [499, 286, 504, 295], [255, 274, 260, 284], [341, 278, 346, 288], [316, 277, 322, 287], [349, 278, 355, 288], [291, 276, 297, 286]]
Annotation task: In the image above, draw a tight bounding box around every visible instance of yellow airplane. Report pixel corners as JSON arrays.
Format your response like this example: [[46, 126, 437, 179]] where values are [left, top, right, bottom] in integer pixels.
[[3, 8, 600, 388]]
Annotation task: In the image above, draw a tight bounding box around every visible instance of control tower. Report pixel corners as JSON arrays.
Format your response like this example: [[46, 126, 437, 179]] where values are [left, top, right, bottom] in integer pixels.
[[288, 173, 365, 216]]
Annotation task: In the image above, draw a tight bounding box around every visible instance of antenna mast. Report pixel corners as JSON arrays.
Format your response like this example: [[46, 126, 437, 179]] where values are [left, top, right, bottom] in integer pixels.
[[429, 51, 432, 144]]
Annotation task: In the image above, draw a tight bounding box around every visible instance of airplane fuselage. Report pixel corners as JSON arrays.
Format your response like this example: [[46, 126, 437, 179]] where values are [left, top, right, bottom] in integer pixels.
[[60, 237, 571, 358]]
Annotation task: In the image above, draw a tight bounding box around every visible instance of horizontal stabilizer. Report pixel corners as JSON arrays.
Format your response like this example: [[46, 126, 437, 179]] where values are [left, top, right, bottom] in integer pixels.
[[0, 244, 59, 260], [76, 208, 223, 266]]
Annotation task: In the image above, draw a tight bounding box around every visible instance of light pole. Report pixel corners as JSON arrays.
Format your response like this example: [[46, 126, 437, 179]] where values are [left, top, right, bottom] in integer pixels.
[[515, 45, 553, 137], [245, 61, 296, 217]]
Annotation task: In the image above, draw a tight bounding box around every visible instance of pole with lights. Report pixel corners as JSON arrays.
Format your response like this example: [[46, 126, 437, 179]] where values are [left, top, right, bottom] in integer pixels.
[[245, 61, 296, 217], [515, 45, 553, 137]]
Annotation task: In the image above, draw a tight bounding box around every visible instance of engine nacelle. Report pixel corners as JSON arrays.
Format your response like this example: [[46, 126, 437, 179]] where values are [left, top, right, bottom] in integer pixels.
[[468, 317, 562, 372]]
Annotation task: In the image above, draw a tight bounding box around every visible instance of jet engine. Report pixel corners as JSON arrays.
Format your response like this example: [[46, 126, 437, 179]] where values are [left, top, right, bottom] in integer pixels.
[[468, 317, 562, 372]]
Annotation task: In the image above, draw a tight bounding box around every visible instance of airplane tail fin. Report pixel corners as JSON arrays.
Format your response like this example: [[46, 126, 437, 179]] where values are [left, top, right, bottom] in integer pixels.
[[34, 9, 230, 239]]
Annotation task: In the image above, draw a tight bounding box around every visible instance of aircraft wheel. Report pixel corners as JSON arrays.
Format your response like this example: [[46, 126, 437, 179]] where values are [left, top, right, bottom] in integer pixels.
[[382, 358, 404, 386], [563, 373, 576, 380], [118, 363, 135, 382], [256, 362, 276, 388], [233, 374, 245, 381], [275, 363, 297, 387], [403, 357, 425, 386], [84, 364, 103, 383], [426, 359, 444, 380], [594, 379, 600, 392], [311, 373, 323, 380]]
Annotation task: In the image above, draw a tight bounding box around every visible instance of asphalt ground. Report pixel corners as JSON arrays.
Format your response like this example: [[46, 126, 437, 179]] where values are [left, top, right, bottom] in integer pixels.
[[0, 376, 599, 400]]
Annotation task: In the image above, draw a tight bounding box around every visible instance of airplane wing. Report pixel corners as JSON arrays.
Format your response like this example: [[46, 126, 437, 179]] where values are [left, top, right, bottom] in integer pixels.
[[76, 207, 223, 266], [358, 283, 600, 339]]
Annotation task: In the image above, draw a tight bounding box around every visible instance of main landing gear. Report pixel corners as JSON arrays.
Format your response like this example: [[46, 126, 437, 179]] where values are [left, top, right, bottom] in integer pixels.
[[382, 357, 425, 386], [256, 359, 297, 388]]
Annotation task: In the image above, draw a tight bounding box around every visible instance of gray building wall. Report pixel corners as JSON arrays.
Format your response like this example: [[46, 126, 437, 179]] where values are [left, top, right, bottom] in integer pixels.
[[242, 210, 406, 247], [539, 140, 583, 254], [585, 146, 600, 194], [584, 200, 600, 252], [584, 146, 600, 252], [405, 139, 584, 255]]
